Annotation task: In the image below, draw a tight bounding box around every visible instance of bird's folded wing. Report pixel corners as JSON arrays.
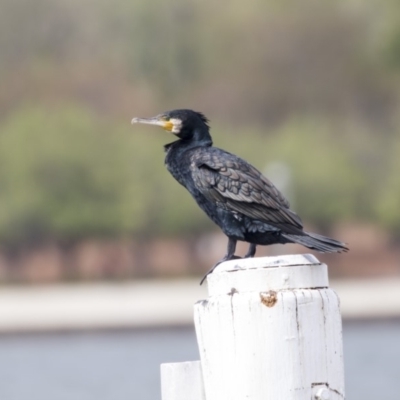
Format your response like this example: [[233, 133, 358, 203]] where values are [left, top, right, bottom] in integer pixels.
[[190, 153, 303, 230]]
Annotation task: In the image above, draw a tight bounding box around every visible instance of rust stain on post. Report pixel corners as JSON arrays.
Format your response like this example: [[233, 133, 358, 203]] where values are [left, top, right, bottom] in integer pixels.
[[260, 291, 278, 307]]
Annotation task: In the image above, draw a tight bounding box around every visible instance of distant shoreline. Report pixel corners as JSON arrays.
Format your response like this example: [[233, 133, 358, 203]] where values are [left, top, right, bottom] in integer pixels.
[[0, 278, 399, 333]]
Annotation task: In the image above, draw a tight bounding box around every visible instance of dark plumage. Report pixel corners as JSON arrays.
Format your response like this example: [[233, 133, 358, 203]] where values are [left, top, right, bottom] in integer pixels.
[[132, 109, 348, 283]]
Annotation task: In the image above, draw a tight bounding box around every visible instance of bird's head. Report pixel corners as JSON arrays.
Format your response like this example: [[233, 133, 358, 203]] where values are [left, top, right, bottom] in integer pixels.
[[132, 109, 211, 143]]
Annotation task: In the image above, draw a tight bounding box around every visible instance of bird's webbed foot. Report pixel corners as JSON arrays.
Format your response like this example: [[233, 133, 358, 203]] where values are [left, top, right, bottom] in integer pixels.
[[199, 254, 241, 285], [200, 237, 239, 285]]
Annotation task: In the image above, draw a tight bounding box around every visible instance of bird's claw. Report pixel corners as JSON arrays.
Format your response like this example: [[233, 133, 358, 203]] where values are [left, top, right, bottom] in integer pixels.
[[200, 255, 242, 285]]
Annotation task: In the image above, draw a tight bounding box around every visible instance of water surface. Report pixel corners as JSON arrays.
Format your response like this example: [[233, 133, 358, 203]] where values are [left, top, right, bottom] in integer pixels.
[[0, 321, 398, 400]]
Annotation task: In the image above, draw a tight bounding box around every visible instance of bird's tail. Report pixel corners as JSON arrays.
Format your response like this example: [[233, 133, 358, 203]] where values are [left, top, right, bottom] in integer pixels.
[[282, 231, 349, 253]]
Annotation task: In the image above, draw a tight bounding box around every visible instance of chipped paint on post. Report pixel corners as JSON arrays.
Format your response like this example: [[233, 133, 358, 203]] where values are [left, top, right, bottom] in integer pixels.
[[194, 254, 345, 400]]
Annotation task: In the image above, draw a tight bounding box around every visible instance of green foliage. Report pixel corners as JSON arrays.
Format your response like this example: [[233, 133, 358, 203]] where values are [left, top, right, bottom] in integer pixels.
[[0, 105, 136, 243], [267, 122, 366, 226], [0, 104, 212, 244], [1, 104, 400, 244], [375, 132, 400, 233]]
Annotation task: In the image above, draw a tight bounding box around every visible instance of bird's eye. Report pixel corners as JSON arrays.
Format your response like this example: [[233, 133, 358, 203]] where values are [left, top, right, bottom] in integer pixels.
[[161, 115, 170, 121]]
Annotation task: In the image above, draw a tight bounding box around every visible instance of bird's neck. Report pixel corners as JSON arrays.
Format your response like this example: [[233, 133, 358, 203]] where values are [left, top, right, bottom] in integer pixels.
[[192, 127, 213, 146], [164, 129, 213, 154]]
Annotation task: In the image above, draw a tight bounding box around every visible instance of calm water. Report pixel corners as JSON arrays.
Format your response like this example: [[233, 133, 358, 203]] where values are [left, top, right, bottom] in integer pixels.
[[0, 321, 399, 400]]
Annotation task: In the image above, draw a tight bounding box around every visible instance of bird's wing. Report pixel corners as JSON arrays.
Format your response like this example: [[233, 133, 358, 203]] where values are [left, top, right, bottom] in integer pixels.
[[190, 150, 303, 231]]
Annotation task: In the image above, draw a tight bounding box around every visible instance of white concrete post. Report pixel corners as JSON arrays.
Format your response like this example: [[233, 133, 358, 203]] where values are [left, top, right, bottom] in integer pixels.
[[161, 254, 345, 400]]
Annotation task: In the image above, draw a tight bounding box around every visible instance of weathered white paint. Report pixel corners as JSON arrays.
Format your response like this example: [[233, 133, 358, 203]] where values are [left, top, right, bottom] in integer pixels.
[[161, 361, 205, 400], [205, 253, 327, 296], [194, 254, 345, 400]]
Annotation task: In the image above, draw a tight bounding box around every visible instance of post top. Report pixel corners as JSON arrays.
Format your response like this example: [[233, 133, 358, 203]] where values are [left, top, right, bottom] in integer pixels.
[[206, 254, 329, 296], [213, 253, 320, 273]]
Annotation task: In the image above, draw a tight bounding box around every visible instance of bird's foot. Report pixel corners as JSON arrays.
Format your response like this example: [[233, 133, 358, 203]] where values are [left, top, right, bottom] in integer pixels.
[[200, 255, 241, 285]]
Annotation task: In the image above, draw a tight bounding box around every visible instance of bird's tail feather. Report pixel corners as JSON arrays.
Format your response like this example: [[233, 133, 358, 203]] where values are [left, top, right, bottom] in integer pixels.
[[282, 232, 349, 253]]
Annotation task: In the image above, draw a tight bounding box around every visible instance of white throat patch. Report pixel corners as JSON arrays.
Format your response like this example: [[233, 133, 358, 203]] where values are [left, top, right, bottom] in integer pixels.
[[170, 118, 182, 134]]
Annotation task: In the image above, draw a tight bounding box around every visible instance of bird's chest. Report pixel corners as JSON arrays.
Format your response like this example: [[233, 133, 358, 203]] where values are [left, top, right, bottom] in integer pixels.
[[165, 148, 214, 212], [165, 148, 193, 189]]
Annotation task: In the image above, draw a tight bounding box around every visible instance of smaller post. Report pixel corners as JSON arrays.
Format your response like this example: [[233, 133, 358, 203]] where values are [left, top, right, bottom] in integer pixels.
[[161, 361, 205, 400], [194, 254, 345, 400]]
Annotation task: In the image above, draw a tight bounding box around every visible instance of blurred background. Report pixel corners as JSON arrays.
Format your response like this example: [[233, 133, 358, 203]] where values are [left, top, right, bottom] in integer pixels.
[[0, 0, 400, 398]]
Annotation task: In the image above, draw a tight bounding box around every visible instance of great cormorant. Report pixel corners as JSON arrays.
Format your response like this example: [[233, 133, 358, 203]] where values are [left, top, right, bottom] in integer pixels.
[[132, 109, 348, 284]]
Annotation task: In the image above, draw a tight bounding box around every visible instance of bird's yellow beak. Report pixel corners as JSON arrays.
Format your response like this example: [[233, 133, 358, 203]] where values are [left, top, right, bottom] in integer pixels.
[[131, 116, 173, 132]]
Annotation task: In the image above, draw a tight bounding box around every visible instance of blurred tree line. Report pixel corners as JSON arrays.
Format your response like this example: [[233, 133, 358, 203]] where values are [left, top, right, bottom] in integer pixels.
[[1, 0, 400, 248]]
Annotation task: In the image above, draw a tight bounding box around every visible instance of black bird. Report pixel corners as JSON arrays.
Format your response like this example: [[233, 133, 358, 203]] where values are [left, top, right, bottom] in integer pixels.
[[132, 109, 348, 283]]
